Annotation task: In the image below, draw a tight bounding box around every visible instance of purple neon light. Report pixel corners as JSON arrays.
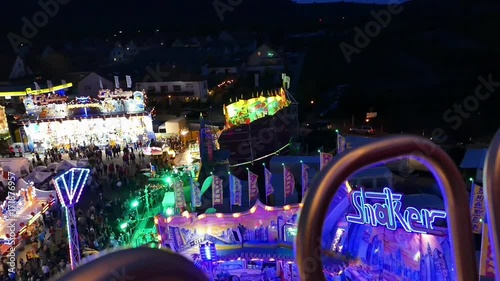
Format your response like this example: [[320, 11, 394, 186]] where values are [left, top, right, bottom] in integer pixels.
[[53, 168, 90, 207]]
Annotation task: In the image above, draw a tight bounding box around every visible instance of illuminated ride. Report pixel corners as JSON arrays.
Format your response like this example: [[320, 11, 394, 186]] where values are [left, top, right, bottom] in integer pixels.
[[217, 87, 298, 169], [0, 171, 56, 255], [0, 82, 73, 97], [49, 134, 500, 281], [53, 168, 90, 270], [17, 90, 154, 149]]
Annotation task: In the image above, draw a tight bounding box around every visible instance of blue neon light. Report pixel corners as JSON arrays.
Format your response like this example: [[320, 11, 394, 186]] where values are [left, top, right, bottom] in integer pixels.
[[345, 187, 447, 234], [204, 245, 211, 260]]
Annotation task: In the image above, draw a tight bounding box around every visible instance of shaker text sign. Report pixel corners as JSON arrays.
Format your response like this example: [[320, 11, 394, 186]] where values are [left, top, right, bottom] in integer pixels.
[[346, 188, 447, 234]]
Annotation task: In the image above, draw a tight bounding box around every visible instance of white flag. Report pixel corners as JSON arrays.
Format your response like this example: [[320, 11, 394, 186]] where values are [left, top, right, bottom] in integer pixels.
[[190, 177, 202, 208], [99, 77, 103, 89], [230, 175, 242, 206], [114, 76, 120, 88], [34, 82, 40, 90], [126, 75, 132, 88], [264, 167, 274, 197], [47, 80, 53, 89]]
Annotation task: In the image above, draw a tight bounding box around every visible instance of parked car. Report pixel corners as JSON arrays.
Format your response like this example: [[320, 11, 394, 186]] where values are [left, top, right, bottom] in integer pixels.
[[349, 126, 375, 134]]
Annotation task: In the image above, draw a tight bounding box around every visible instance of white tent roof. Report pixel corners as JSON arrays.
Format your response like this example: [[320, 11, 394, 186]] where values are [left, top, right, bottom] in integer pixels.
[[56, 160, 77, 171], [0, 158, 30, 177], [460, 148, 488, 169], [23, 171, 53, 184]]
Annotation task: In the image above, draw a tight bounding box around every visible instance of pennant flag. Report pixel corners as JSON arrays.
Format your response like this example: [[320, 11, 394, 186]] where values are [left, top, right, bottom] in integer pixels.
[[479, 218, 496, 278], [230, 175, 242, 206], [320, 152, 333, 171], [47, 80, 53, 89], [337, 133, 347, 153], [114, 76, 120, 88], [173, 180, 186, 209], [283, 166, 295, 201], [126, 75, 132, 88], [470, 183, 485, 234], [264, 167, 274, 197], [34, 82, 41, 90], [190, 177, 202, 208], [248, 170, 259, 203], [99, 77, 104, 89], [302, 163, 310, 196], [212, 175, 223, 207]]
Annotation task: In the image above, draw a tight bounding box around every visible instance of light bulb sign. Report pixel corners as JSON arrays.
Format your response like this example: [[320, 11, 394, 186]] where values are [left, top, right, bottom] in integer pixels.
[[346, 187, 447, 235]]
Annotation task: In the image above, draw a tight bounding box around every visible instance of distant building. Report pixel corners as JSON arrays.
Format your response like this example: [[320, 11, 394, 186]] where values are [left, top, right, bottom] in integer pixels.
[[4, 56, 34, 81], [246, 44, 284, 73], [203, 60, 241, 76], [67, 72, 114, 96], [136, 66, 209, 103]]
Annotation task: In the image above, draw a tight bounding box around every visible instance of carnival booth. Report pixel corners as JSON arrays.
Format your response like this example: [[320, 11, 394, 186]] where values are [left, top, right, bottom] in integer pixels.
[[20, 92, 153, 149], [0, 175, 56, 255], [320, 183, 454, 281], [156, 201, 300, 280]]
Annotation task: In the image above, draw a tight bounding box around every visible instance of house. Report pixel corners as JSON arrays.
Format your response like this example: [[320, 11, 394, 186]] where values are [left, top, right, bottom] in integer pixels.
[[136, 65, 209, 103], [203, 60, 241, 76], [4, 56, 33, 81], [67, 72, 114, 96], [246, 44, 284, 74]]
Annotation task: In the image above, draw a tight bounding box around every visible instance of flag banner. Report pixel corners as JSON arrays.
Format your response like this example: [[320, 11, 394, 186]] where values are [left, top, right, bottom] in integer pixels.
[[264, 167, 274, 197], [34, 82, 41, 90], [114, 76, 120, 88], [126, 75, 132, 88], [174, 180, 186, 209], [190, 177, 202, 208], [99, 77, 104, 89], [337, 133, 347, 153], [470, 183, 485, 234], [47, 80, 53, 89], [320, 153, 333, 171], [284, 166, 295, 198], [248, 171, 259, 201], [302, 163, 310, 196], [230, 175, 242, 206], [212, 175, 223, 206], [479, 221, 496, 278]]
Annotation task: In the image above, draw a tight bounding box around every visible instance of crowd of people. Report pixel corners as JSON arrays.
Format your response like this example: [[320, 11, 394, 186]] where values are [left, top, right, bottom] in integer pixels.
[[0, 140, 180, 280]]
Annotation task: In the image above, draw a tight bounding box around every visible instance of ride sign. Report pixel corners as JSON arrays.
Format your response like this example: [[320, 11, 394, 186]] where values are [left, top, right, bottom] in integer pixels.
[[346, 187, 447, 234]]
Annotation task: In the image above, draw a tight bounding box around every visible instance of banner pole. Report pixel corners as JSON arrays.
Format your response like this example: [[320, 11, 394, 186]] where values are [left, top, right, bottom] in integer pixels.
[[283, 164, 286, 205]]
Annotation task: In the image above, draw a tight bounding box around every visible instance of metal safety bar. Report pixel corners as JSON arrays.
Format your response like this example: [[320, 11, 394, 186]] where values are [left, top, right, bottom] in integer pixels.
[[484, 128, 500, 279], [56, 247, 208, 281], [296, 135, 478, 281]]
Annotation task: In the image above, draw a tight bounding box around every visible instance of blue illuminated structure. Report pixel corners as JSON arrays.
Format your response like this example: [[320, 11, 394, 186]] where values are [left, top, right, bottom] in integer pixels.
[[199, 243, 217, 261], [346, 187, 447, 234], [53, 168, 90, 270]]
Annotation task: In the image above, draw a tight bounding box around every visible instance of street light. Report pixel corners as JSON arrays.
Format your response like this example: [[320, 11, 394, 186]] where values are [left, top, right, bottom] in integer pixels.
[[131, 199, 139, 208]]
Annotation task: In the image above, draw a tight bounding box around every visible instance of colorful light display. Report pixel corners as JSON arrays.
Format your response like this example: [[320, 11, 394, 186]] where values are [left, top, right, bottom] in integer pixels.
[[24, 115, 153, 149], [224, 89, 289, 128], [346, 187, 447, 235], [53, 168, 90, 270]]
